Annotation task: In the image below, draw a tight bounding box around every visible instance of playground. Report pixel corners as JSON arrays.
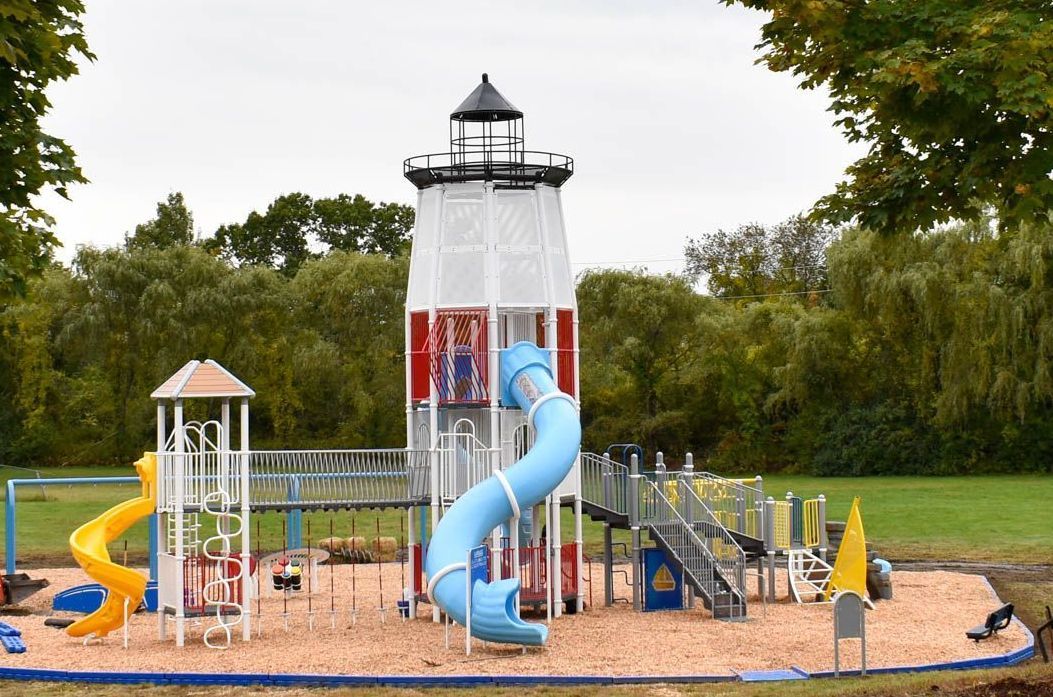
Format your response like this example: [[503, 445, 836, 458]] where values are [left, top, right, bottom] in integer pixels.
[[0, 563, 1031, 678], [0, 74, 1044, 690]]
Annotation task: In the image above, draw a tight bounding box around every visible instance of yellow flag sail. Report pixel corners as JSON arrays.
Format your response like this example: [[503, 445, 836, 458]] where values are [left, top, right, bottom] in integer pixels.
[[825, 496, 867, 600]]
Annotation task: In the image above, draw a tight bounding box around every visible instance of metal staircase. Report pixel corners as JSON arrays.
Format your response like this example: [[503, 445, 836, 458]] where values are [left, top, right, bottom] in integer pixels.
[[580, 452, 748, 619], [642, 478, 747, 619]]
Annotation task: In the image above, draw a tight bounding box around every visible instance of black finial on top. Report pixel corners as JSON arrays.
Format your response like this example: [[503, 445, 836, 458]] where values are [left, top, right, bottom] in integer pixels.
[[482, 73, 489, 83]]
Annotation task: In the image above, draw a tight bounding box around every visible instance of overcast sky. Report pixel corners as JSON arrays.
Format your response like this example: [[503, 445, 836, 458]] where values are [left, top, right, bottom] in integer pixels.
[[41, 1, 863, 275]]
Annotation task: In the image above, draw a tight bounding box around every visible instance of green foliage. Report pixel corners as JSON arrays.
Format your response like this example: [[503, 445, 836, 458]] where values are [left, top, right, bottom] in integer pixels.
[[684, 215, 833, 297], [0, 0, 93, 300], [725, 0, 1053, 234], [8, 190, 1053, 476], [210, 193, 414, 275], [576, 269, 708, 455], [126, 192, 194, 250]]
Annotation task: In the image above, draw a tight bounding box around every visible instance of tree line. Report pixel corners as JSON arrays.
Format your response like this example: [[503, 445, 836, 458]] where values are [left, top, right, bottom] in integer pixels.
[[4, 1, 1051, 474], [3, 194, 1053, 475]]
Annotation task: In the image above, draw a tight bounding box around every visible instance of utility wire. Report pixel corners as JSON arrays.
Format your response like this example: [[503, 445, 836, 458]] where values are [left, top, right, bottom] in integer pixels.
[[714, 289, 833, 300]]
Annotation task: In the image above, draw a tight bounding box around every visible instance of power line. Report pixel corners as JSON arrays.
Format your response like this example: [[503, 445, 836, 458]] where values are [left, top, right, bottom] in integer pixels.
[[571, 257, 685, 266], [572, 257, 828, 272], [714, 289, 833, 300]]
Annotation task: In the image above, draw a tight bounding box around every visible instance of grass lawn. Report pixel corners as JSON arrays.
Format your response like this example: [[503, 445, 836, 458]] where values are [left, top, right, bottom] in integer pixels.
[[3, 466, 1052, 568]]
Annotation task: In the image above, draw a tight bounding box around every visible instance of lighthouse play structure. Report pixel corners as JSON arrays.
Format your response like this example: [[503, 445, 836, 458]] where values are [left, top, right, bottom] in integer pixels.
[[403, 73, 584, 645], [55, 74, 841, 658], [96, 73, 586, 650]]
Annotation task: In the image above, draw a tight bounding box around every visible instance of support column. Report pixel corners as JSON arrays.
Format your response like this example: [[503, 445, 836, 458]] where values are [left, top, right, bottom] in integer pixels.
[[173, 398, 185, 647], [545, 493, 554, 623], [682, 452, 695, 609], [552, 491, 563, 618], [629, 453, 642, 613], [603, 522, 613, 607], [239, 397, 251, 641], [152, 401, 166, 586], [407, 506, 417, 619], [573, 493, 584, 612], [818, 494, 828, 562], [765, 496, 777, 604]]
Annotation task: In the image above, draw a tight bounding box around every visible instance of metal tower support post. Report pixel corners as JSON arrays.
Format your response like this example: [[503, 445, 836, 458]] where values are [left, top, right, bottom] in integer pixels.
[[173, 398, 185, 647], [603, 522, 613, 607], [407, 506, 417, 619], [574, 491, 584, 612], [818, 494, 828, 561], [239, 397, 251, 641], [629, 453, 642, 613], [765, 496, 777, 604], [683, 452, 695, 609]]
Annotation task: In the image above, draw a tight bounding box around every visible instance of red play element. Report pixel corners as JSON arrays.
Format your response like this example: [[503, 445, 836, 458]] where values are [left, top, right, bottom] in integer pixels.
[[429, 309, 489, 405], [556, 309, 576, 398], [411, 543, 424, 597], [182, 554, 256, 617], [411, 542, 580, 608], [495, 542, 580, 604], [410, 311, 430, 401], [409, 309, 490, 405]]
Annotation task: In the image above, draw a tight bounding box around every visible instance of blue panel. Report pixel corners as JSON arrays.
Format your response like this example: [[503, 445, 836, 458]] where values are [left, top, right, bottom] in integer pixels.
[[739, 669, 807, 682], [469, 545, 489, 586], [643, 547, 683, 611], [1, 635, 26, 653], [52, 581, 158, 613]]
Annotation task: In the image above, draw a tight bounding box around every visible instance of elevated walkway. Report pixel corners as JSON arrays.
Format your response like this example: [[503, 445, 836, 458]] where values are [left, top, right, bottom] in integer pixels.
[[156, 449, 431, 513]]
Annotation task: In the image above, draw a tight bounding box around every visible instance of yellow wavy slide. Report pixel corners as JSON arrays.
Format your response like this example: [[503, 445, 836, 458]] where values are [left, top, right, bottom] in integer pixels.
[[67, 453, 156, 639]]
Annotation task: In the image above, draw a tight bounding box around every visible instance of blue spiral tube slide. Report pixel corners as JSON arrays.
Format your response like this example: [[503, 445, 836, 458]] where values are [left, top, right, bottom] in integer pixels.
[[424, 341, 581, 646]]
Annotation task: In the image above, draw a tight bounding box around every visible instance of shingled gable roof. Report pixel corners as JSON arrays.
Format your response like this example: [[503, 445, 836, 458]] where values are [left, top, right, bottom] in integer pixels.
[[150, 359, 255, 400]]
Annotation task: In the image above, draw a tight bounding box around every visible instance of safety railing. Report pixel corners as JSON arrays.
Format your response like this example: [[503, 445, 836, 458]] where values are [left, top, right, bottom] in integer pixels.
[[403, 150, 574, 188], [157, 451, 243, 512], [802, 497, 822, 548], [762, 493, 826, 552], [674, 477, 749, 595], [695, 472, 764, 542], [639, 478, 746, 616], [436, 431, 491, 501], [249, 449, 429, 509], [772, 500, 792, 550], [158, 449, 430, 511], [580, 451, 629, 516]]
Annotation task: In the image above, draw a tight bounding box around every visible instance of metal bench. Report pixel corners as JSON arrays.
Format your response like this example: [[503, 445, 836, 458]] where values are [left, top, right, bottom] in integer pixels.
[[966, 603, 1014, 642]]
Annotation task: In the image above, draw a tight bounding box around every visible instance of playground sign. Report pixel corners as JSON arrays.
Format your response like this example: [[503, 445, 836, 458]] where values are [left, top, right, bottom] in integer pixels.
[[465, 544, 488, 655], [643, 548, 683, 611], [469, 545, 488, 587], [833, 590, 867, 676]]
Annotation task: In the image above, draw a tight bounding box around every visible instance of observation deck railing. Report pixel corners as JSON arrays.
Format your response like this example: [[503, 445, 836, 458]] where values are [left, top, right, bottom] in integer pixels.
[[403, 150, 574, 188]]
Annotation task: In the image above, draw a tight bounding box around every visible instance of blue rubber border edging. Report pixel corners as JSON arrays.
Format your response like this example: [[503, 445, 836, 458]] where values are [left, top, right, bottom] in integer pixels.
[[0, 575, 1034, 687]]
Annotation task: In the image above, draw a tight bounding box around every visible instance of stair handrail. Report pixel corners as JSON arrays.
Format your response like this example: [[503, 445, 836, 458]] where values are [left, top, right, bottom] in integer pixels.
[[580, 451, 629, 515], [695, 471, 765, 544], [673, 475, 748, 603], [639, 478, 746, 611]]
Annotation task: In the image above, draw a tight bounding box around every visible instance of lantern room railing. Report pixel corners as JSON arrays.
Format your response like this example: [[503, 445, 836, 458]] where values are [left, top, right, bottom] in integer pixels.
[[403, 150, 574, 189]]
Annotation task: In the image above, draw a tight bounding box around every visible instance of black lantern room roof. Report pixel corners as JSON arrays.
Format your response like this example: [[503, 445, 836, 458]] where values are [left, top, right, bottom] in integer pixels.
[[451, 73, 523, 122], [404, 74, 573, 190]]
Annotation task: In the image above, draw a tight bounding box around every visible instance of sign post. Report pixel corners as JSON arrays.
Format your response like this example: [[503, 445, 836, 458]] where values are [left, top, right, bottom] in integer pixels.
[[833, 590, 867, 677], [466, 545, 488, 656]]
